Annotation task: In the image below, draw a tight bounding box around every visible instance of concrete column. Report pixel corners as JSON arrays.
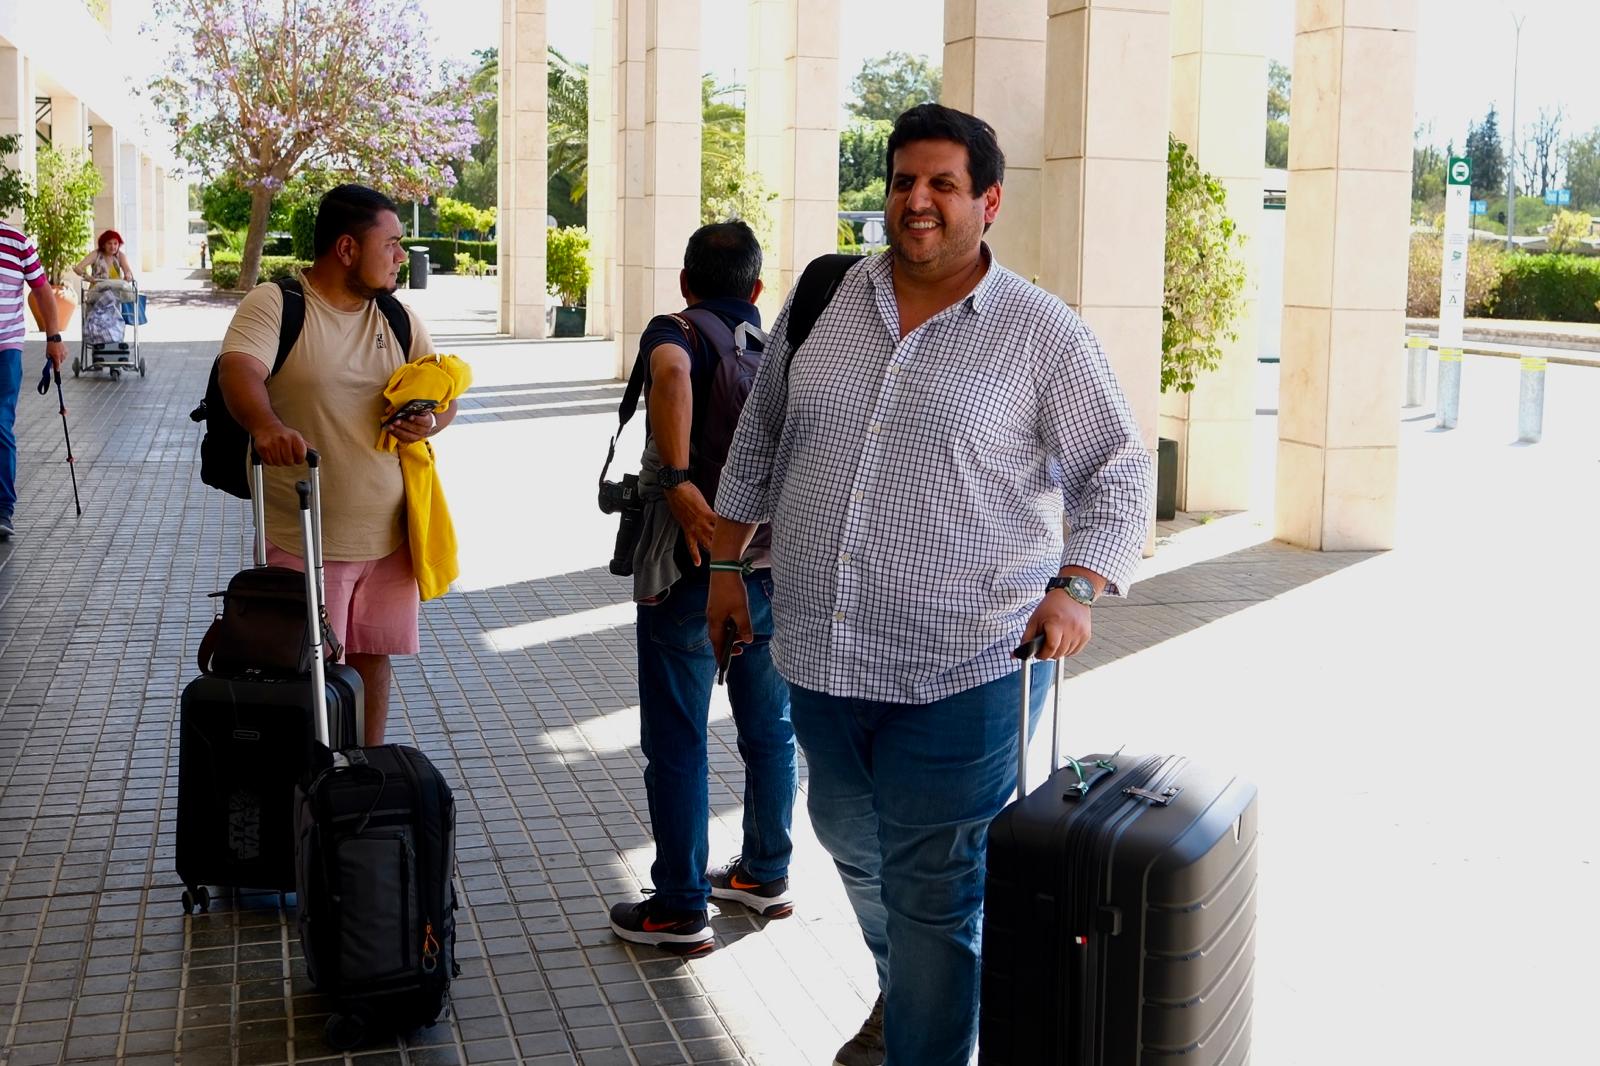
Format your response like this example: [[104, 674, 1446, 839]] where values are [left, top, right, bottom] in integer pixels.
[[153, 166, 168, 267], [1274, 1, 1417, 551], [138, 154, 155, 273], [499, 0, 548, 338], [585, 0, 615, 337], [1162, 0, 1266, 512], [498, 0, 513, 329], [615, 0, 647, 375], [90, 123, 119, 236], [943, 0, 1046, 281], [0, 48, 36, 225], [118, 141, 140, 267], [49, 94, 85, 154], [745, 0, 787, 319], [1041, 0, 1172, 476], [777, 0, 840, 294]]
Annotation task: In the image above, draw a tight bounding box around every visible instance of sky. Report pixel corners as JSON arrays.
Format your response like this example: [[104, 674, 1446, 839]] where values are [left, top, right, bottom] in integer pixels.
[[419, 0, 1600, 159]]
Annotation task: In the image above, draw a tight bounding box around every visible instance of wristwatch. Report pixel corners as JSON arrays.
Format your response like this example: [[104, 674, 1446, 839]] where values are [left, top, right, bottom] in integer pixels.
[[658, 467, 692, 490], [45, 333, 61, 343], [1046, 574, 1097, 607]]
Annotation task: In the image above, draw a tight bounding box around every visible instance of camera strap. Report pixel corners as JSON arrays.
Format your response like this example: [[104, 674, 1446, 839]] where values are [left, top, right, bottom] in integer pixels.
[[600, 343, 651, 485]]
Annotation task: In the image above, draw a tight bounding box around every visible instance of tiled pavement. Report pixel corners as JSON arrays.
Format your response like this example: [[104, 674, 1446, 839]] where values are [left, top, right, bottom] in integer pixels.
[[2, 274, 1597, 1065]]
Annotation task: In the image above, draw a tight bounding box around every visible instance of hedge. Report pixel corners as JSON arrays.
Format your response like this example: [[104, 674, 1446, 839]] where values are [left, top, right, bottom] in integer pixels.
[[210, 253, 310, 290], [403, 238, 497, 273], [1492, 254, 1600, 323]]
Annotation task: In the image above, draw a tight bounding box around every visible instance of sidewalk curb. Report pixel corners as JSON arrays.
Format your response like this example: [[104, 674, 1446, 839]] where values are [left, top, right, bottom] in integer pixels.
[[1406, 317, 1600, 356]]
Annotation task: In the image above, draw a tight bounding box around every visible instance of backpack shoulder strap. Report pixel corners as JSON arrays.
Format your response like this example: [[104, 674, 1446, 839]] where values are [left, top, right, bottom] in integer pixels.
[[375, 293, 415, 358], [784, 254, 860, 366], [272, 278, 306, 377], [679, 306, 738, 358]]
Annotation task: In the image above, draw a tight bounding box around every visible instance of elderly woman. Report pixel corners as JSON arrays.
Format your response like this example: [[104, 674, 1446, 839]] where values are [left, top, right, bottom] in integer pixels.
[[74, 230, 137, 350]]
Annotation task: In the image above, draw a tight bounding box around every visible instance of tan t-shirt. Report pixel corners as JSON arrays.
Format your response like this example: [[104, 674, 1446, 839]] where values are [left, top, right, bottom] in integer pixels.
[[220, 281, 434, 560]]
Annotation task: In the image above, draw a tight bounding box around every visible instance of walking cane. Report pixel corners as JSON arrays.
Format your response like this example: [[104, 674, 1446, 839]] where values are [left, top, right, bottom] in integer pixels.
[[36, 358, 83, 517]]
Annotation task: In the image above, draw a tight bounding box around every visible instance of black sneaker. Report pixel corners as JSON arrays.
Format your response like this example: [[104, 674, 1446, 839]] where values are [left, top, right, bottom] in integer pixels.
[[0, 514, 12, 540], [833, 993, 885, 1066], [707, 856, 794, 918], [608, 897, 714, 956]]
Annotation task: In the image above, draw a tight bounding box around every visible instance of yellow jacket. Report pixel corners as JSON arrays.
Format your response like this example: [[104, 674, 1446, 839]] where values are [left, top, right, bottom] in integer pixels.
[[378, 354, 473, 601]]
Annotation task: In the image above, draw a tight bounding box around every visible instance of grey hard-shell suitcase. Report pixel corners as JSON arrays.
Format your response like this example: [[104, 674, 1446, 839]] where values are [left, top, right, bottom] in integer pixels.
[[290, 479, 458, 1050], [979, 638, 1259, 1065], [175, 452, 361, 913]]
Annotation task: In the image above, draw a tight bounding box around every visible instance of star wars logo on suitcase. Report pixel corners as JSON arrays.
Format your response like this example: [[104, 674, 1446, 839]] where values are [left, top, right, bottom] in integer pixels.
[[228, 789, 262, 861]]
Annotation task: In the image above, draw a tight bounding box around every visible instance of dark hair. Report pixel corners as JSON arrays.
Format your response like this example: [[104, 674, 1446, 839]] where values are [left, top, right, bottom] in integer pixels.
[[96, 229, 125, 252], [884, 103, 1006, 195], [682, 220, 763, 300], [313, 184, 399, 258]]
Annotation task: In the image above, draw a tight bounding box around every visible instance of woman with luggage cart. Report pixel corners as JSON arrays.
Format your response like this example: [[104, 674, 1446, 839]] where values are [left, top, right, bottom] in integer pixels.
[[72, 229, 146, 378]]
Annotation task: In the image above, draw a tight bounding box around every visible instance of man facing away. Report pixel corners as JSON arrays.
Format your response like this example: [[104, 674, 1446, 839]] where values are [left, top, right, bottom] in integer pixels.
[[217, 184, 453, 744], [0, 222, 69, 541], [706, 105, 1153, 1065], [608, 220, 798, 957]]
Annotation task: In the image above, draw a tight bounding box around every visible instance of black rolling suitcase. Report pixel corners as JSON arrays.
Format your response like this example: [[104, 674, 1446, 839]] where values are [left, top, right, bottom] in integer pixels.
[[980, 638, 1258, 1065], [176, 451, 361, 913], [290, 480, 458, 1051]]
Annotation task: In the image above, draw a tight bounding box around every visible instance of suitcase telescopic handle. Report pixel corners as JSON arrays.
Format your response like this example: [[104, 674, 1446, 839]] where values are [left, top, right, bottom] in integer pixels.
[[1011, 635, 1065, 800], [296, 479, 332, 747], [249, 448, 326, 607]]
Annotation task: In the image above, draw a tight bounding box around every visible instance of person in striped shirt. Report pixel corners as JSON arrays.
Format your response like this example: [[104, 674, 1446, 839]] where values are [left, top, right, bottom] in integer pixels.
[[1, 222, 70, 541]]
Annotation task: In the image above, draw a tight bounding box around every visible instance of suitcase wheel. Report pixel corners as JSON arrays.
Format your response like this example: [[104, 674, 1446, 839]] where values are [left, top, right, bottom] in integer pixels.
[[325, 1012, 366, 1051], [180, 886, 211, 915]]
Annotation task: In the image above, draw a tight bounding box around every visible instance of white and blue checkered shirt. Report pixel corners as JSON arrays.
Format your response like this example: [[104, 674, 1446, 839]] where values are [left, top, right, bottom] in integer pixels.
[[716, 249, 1153, 704]]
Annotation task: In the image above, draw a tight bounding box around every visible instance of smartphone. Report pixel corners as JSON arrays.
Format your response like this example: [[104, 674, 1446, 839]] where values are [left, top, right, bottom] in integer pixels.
[[715, 619, 747, 685], [383, 398, 439, 427]]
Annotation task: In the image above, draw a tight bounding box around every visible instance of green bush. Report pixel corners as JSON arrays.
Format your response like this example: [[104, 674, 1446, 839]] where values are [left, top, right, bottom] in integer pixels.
[[289, 201, 317, 261], [1494, 254, 1600, 322], [546, 226, 591, 307], [1162, 136, 1247, 394], [1407, 235, 1505, 317]]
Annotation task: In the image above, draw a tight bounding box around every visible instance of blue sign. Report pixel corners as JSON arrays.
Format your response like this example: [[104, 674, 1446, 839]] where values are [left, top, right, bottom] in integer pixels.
[[1471, 200, 1487, 215], [1544, 189, 1572, 206]]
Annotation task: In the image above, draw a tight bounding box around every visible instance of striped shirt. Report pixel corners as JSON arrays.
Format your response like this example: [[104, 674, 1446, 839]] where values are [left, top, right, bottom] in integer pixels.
[[716, 248, 1153, 704], [0, 225, 47, 349]]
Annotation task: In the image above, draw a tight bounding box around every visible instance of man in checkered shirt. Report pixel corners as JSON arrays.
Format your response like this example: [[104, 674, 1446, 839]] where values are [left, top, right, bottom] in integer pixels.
[[706, 104, 1153, 1066]]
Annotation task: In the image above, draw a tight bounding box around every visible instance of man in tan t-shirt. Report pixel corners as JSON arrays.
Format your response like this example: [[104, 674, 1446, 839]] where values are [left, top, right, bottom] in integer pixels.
[[217, 184, 456, 744]]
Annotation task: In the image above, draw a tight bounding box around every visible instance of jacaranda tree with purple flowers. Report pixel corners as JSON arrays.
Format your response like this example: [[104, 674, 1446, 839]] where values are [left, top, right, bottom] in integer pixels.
[[148, 0, 478, 289]]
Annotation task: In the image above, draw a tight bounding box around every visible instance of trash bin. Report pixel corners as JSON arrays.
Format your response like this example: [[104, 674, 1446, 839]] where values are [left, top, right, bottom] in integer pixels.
[[407, 247, 430, 290]]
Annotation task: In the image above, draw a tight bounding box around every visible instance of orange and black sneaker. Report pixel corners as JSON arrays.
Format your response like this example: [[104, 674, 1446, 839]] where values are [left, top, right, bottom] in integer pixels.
[[707, 857, 795, 919], [608, 897, 714, 955]]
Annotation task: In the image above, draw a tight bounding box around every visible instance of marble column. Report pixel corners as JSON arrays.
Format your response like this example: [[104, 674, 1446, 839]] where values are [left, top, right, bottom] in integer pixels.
[[48, 93, 85, 154], [0, 48, 35, 225], [744, 0, 787, 318], [138, 154, 155, 272], [90, 123, 119, 236], [1041, 0, 1172, 480], [615, 0, 647, 374], [943, 0, 1047, 281], [118, 141, 140, 267], [1275, 0, 1417, 551], [1162, 0, 1266, 512], [777, 0, 840, 294], [585, 0, 615, 337], [499, 0, 548, 338]]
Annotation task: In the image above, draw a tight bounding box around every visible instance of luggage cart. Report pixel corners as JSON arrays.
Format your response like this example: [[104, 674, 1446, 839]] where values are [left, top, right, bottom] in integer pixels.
[[74, 278, 145, 380]]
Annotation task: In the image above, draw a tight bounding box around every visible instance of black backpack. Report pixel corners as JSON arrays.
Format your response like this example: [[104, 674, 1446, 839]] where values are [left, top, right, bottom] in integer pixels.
[[783, 253, 860, 378], [189, 278, 413, 498]]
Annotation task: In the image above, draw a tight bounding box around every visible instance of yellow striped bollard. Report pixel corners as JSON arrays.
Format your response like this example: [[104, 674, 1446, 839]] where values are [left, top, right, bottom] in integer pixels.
[[1436, 348, 1463, 429], [1404, 336, 1429, 408]]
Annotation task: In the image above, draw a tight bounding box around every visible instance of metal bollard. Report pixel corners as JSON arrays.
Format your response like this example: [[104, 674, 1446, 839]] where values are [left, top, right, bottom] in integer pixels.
[[1404, 336, 1429, 408], [1436, 348, 1463, 429], [1517, 355, 1547, 443]]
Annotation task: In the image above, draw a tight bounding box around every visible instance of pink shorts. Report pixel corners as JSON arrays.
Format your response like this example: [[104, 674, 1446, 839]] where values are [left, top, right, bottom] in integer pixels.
[[265, 541, 420, 656]]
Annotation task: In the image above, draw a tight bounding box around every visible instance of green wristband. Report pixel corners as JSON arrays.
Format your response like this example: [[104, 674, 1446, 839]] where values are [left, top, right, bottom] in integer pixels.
[[708, 560, 751, 574]]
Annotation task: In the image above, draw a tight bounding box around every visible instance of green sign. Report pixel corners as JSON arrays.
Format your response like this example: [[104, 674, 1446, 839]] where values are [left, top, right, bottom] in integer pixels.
[[1448, 156, 1472, 186]]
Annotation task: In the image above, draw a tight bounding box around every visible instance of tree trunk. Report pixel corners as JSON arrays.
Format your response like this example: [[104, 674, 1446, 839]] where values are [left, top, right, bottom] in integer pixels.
[[238, 184, 274, 291]]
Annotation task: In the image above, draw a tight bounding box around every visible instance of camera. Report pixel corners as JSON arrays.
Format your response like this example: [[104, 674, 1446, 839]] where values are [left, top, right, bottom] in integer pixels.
[[598, 474, 644, 576]]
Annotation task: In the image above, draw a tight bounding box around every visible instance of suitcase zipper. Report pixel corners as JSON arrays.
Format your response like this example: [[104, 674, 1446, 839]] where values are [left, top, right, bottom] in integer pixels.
[[393, 746, 436, 979]]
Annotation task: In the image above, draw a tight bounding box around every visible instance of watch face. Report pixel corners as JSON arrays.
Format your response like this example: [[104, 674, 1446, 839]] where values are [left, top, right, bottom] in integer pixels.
[[1067, 576, 1095, 603]]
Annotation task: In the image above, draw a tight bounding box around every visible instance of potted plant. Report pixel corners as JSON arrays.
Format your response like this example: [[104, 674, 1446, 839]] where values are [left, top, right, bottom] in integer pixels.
[[22, 146, 102, 331], [546, 224, 591, 337], [1159, 135, 1247, 518]]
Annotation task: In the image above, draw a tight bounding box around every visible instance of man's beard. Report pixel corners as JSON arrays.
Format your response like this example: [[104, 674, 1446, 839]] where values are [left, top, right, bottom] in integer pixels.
[[347, 267, 398, 300]]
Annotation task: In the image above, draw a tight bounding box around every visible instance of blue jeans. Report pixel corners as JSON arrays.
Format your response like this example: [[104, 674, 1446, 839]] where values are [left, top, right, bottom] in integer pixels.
[[790, 662, 1053, 1066], [0, 349, 21, 518], [635, 573, 796, 911]]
